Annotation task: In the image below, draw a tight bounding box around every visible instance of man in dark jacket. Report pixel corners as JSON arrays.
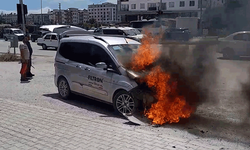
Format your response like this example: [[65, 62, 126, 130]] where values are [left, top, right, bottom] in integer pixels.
[[25, 34, 35, 77]]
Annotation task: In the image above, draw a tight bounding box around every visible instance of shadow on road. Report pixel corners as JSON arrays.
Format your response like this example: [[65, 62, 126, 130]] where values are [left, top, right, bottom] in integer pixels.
[[161, 114, 250, 146], [217, 57, 250, 61], [43, 93, 125, 120]]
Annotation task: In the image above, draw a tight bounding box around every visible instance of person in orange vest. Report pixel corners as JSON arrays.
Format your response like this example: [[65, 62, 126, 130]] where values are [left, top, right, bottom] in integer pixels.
[[19, 37, 30, 82]]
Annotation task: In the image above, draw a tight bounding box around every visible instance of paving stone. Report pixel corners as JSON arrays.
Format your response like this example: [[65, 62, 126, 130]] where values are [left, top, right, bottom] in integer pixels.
[[0, 99, 242, 150]]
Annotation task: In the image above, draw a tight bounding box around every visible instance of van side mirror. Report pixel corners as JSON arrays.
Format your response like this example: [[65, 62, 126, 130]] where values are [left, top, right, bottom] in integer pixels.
[[95, 62, 107, 70]]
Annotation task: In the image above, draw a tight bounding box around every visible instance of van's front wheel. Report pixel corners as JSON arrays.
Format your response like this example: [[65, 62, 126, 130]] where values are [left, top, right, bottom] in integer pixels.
[[58, 77, 71, 99], [113, 90, 138, 116]]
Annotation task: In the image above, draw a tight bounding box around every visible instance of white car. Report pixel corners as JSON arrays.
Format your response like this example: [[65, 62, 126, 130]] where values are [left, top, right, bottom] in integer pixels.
[[37, 33, 59, 50], [217, 31, 250, 58], [3, 28, 25, 41], [94, 26, 144, 41]]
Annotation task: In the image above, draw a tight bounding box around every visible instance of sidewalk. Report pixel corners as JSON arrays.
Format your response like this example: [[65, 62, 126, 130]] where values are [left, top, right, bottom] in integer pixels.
[[0, 98, 224, 150]]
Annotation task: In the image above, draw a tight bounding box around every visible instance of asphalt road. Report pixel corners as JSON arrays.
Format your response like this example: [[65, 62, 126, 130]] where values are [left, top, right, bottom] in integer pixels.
[[0, 39, 250, 149]]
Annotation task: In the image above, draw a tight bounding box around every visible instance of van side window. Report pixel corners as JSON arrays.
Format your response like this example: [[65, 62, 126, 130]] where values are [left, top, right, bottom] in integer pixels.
[[88, 44, 115, 68], [51, 35, 57, 40], [44, 35, 51, 39], [59, 42, 91, 64]]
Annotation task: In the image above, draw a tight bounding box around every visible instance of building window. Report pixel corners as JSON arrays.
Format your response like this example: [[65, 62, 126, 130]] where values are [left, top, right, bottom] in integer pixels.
[[131, 4, 136, 9], [140, 3, 145, 9], [161, 3, 167, 10], [189, 1, 195, 6], [169, 2, 175, 7], [148, 3, 156, 10], [180, 1, 185, 7]]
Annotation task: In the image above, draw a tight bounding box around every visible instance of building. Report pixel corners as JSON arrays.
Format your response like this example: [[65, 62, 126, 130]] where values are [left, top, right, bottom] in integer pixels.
[[88, 2, 119, 24], [64, 8, 79, 25], [28, 14, 51, 25], [49, 9, 67, 24], [79, 9, 89, 24], [209, 0, 226, 8], [117, 0, 212, 22], [2, 13, 17, 25]]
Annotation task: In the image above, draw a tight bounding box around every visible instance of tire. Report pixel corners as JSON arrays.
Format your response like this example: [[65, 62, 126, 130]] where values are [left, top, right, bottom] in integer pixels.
[[223, 48, 235, 59], [42, 44, 47, 50], [57, 77, 71, 99], [113, 90, 138, 116], [4, 37, 7, 41]]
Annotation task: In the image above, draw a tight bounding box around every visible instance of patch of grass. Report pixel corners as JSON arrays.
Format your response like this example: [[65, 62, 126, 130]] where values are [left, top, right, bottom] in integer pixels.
[[0, 53, 20, 62]]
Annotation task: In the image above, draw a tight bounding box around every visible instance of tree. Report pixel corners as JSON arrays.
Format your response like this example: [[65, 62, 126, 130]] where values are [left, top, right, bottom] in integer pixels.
[[89, 18, 96, 24]]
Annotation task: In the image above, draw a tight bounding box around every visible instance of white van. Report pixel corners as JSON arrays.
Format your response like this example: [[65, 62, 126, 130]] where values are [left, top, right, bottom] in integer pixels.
[[54, 35, 144, 115]]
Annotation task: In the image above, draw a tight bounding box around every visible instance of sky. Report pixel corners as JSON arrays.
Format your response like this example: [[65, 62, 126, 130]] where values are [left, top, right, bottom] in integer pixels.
[[0, 0, 117, 14]]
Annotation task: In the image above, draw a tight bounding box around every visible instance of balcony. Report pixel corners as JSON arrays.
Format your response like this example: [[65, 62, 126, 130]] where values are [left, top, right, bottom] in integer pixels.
[[148, 7, 157, 11]]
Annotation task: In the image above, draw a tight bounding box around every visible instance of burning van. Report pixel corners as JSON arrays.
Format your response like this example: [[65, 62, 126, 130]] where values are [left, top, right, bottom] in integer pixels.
[[55, 31, 197, 126], [55, 34, 147, 117]]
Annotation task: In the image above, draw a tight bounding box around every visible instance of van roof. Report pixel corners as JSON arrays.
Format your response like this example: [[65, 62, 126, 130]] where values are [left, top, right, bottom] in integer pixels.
[[60, 35, 140, 46], [102, 26, 136, 30]]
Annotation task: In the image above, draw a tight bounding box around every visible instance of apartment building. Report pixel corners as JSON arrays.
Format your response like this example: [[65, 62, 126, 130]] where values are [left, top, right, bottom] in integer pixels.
[[79, 9, 89, 24], [88, 2, 119, 24], [65, 8, 79, 25], [49, 9, 67, 24], [118, 0, 211, 22]]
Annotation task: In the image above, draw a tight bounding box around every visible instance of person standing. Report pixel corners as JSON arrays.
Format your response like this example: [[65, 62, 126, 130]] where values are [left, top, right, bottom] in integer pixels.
[[19, 37, 30, 82], [25, 34, 34, 77]]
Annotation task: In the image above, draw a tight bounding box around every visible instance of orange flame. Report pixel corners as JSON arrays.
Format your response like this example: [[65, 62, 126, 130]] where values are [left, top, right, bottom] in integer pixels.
[[132, 30, 161, 71], [131, 29, 194, 125], [144, 66, 193, 125]]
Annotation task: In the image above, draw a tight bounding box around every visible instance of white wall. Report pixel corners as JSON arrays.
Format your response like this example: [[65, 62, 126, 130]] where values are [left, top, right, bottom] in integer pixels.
[[124, 0, 201, 11]]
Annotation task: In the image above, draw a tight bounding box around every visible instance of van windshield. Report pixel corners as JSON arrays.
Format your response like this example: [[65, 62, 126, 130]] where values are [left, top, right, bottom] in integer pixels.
[[108, 44, 140, 66], [14, 30, 23, 34]]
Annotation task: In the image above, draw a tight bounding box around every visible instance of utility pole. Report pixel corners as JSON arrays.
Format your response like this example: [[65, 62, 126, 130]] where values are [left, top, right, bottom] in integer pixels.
[[159, 0, 162, 11], [59, 3, 61, 24], [19, 0, 26, 35], [41, 0, 43, 25], [200, 0, 203, 36]]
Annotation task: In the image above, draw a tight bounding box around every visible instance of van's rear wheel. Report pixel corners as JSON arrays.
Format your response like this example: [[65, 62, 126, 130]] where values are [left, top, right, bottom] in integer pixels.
[[58, 77, 71, 99], [113, 90, 138, 116], [4, 37, 7, 41]]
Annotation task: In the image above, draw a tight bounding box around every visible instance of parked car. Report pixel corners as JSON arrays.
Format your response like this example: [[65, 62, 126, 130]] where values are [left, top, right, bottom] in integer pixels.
[[54, 35, 143, 115], [3, 28, 25, 41], [94, 26, 144, 41], [164, 28, 191, 41], [217, 31, 250, 58], [30, 30, 51, 42], [88, 27, 96, 33], [37, 33, 59, 50]]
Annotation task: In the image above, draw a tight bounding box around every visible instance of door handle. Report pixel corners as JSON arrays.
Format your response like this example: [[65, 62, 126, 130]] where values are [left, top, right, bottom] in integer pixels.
[[85, 67, 90, 71]]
